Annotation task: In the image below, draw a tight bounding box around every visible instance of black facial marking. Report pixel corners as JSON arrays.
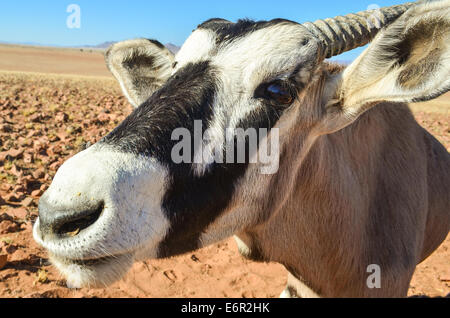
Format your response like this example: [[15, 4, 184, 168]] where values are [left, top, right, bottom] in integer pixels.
[[198, 18, 298, 45], [198, 18, 232, 30], [158, 101, 286, 258], [102, 61, 216, 163], [102, 59, 288, 258]]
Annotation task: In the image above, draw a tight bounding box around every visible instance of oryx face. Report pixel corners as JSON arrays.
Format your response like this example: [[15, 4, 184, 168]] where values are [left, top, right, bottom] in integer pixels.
[[33, 19, 322, 288], [33, 1, 450, 289]]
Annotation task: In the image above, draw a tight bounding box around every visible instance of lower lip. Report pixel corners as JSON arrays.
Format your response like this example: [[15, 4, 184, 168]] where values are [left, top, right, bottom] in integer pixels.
[[68, 255, 119, 267]]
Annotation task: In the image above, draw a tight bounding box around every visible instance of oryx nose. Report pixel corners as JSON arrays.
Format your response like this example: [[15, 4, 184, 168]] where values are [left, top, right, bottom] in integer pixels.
[[38, 196, 104, 239]]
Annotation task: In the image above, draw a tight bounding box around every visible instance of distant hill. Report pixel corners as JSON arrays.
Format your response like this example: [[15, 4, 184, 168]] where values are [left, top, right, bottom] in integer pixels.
[[0, 40, 46, 47], [79, 41, 116, 49], [165, 43, 180, 54], [0, 40, 182, 55], [77, 41, 181, 54]]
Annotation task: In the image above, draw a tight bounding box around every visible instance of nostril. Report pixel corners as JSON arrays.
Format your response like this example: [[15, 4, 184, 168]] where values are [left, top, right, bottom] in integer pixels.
[[54, 201, 104, 238]]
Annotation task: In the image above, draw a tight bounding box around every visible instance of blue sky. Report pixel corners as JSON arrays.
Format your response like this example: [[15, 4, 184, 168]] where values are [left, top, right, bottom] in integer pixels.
[[0, 0, 406, 61]]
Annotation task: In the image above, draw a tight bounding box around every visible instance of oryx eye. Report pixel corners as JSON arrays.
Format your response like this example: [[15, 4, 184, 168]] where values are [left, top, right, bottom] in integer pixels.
[[265, 82, 294, 105]]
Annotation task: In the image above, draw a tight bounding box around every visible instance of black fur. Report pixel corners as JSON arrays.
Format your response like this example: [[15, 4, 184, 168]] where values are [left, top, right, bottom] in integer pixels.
[[102, 61, 216, 162], [198, 18, 298, 45], [147, 39, 166, 50], [101, 61, 287, 258]]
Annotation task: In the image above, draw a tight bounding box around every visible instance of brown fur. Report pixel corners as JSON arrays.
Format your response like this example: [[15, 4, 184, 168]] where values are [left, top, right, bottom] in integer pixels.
[[99, 1, 449, 297], [233, 63, 450, 297], [216, 5, 449, 297]]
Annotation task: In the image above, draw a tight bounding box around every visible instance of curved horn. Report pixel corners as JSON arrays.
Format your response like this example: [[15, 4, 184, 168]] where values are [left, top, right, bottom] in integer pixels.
[[303, 2, 417, 58]]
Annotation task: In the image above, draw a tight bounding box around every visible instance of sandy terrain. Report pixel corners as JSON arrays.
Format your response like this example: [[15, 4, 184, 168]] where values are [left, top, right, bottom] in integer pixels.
[[0, 45, 448, 298], [0, 44, 110, 78]]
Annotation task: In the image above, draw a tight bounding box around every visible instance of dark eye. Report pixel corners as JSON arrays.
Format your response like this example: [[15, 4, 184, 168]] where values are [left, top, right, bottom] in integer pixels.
[[265, 82, 294, 105]]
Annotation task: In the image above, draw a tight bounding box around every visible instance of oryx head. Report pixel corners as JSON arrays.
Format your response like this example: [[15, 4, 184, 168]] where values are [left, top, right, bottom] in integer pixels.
[[33, 1, 450, 288]]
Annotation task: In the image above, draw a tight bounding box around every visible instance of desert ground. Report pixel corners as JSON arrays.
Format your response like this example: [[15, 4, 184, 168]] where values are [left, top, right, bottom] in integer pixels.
[[0, 44, 448, 298]]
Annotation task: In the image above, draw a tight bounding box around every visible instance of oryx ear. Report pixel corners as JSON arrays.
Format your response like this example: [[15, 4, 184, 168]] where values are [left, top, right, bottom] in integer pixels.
[[105, 39, 175, 108], [326, 1, 449, 132]]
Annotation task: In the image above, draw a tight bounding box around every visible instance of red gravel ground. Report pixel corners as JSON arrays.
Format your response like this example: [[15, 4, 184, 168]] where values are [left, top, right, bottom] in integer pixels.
[[0, 70, 448, 298]]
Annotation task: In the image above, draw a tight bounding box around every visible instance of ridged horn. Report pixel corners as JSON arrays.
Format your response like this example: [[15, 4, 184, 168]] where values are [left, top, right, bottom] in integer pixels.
[[303, 2, 418, 58]]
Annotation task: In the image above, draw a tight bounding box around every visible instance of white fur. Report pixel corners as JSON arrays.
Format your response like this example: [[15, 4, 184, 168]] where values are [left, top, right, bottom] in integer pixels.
[[33, 144, 170, 288], [173, 28, 217, 72], [107, 39, 175, 108], [190, 24, 319, 176]]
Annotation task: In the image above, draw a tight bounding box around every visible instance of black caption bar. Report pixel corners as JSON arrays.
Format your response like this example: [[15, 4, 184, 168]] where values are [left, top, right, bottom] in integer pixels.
[[0, 298, 448, 316]]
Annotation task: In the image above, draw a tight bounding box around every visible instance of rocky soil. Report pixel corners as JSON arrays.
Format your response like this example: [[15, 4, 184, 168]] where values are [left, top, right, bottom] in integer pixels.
[[0, 71, 448, 298]]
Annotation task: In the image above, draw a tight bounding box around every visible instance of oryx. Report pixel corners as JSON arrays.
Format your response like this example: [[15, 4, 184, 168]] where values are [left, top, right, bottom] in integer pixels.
[[34, 0, 450, 297]]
